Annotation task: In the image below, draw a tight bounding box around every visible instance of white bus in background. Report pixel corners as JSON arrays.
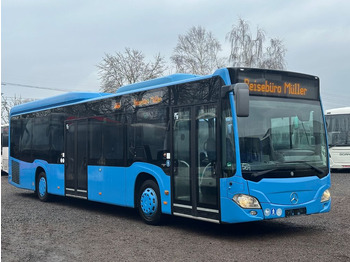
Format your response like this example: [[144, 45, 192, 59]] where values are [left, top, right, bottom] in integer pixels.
[[325, 107, 350, 170], [1, 125, 9, 175]]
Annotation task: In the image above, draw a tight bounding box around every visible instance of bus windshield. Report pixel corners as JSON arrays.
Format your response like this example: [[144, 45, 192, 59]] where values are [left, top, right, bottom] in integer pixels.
[[326, 114, 350, 146], [237, 96, 328, 181]]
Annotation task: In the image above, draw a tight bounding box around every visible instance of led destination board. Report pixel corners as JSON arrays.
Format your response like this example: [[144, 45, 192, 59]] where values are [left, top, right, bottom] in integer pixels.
[[229, 68, 320, 100], [244, 79, 308, 97]]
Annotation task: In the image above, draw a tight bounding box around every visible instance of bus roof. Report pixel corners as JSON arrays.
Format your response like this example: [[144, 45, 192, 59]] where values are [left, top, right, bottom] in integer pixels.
[[9, 67, 319, 117], [9, 69, 232, 117], [114, 68, 232, 96], [10, 92, 110, 116], [116, 73, 200, 94], [326, 107, 350, 115]]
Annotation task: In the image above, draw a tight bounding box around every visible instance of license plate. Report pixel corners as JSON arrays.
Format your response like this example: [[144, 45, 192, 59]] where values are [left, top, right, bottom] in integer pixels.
[[285, 207, 307, 217]]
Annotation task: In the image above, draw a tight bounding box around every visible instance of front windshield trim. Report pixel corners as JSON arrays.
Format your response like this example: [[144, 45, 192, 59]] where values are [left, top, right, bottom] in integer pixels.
[[238, 96, 328, 181]]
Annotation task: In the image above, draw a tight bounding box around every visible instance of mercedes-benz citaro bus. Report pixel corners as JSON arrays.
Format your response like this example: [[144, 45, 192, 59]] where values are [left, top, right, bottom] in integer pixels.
[[8, 67, 331, 225]]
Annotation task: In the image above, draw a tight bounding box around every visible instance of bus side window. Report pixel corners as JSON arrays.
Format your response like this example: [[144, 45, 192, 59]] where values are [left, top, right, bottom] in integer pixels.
[[132, 106, 168, 167], [89, 119, 103, 165], [19, 118, 33, 162], [103, 118, 124, 166]]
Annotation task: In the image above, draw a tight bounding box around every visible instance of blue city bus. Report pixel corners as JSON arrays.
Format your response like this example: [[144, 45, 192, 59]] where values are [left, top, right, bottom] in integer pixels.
[[8, 67, 331, 224]]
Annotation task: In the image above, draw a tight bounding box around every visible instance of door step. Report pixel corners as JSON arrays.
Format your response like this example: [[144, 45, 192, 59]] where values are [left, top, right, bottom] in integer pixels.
[[65, 187, 88, 199], [173, 203, 220, 223], [173, 212, 220, 224]]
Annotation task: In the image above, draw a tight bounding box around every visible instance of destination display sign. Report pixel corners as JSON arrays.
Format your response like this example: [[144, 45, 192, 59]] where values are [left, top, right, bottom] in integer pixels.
[[232, 69, 320, 100], [112, 90, 165, 110]]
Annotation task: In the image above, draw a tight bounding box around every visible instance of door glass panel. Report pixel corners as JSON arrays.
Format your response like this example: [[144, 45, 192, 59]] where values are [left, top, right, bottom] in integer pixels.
[[77, 120, 88, 190], [65, 121, 75, 189], [173, 108, 191, 203], [196, 105, 217, 207], [222, 98, 236, 178]]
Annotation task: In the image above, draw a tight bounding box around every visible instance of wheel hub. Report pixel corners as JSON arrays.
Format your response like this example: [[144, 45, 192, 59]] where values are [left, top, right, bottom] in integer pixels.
[[140, 188, 158, 216]]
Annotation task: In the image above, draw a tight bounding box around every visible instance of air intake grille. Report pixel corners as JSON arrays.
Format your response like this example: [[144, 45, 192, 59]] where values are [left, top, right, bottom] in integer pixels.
[[12, 160, 20, 184]]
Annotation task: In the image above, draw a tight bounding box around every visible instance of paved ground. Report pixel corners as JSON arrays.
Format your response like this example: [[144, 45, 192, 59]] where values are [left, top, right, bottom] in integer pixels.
[[2, 171, 350, 262]]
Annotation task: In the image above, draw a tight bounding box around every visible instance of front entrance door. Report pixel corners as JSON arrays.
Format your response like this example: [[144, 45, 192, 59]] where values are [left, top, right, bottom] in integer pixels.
[[172, 104, 219, 222], [65, 119, 88, 199]]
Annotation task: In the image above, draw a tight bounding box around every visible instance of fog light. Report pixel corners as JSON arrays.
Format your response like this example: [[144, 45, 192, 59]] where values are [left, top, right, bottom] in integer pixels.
[[250, 210, 257, 216], [321, 189, 331, 202]]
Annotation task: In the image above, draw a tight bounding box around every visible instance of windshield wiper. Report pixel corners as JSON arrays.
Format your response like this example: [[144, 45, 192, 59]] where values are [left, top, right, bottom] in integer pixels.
[[251, 168, 279, 178], [284, 161, 325, 175]]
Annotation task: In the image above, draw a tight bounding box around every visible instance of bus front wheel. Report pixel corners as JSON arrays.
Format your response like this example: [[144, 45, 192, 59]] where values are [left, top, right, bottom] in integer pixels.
[[138, 180, 162, 225], [36, 171, 50, 202]]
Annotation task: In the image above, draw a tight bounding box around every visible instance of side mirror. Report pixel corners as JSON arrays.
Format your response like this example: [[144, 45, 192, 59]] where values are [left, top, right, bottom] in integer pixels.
[[221, 83, 250, 117], [234, 83, 249, 117]]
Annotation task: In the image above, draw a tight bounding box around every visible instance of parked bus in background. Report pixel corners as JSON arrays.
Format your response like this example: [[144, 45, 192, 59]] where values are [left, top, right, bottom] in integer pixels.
[[8, 68, 331, 225], [326, 107, 350, 170], [1, 124, 9, 175]]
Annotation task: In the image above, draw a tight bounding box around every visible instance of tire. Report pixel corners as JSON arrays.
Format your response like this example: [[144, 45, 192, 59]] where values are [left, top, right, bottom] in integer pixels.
[[138, 180, 162, 225], [37, 171, 50, 202]]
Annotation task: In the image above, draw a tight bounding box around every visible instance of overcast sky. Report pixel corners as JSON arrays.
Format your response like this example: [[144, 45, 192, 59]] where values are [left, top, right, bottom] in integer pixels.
[[2, 0, 350, 110]]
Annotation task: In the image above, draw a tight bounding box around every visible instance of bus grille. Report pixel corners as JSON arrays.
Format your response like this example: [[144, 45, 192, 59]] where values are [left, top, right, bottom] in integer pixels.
[[12, 160, 20, 184]]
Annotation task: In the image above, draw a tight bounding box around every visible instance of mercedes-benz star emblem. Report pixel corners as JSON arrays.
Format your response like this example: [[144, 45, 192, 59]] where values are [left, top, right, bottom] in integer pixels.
[[290, 192, 298, 204]]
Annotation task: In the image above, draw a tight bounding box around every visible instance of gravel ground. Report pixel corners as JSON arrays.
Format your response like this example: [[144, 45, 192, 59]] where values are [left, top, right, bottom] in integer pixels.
[[2, 171, 350, 262]]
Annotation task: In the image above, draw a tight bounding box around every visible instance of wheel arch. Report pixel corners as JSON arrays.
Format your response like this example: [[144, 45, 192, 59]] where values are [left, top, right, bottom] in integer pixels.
[[132, 168, 171, 215], [134, 172, 158, 208], [125, 163, 171, 214]]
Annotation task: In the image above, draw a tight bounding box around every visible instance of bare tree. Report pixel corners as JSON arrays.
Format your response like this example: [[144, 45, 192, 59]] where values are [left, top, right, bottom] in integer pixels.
[[226, 18, 286, 70], [171, 26, 224, 75], [260, 38, 286, 70], [1, 94, 34, 125], [97, 48, 167, 93]]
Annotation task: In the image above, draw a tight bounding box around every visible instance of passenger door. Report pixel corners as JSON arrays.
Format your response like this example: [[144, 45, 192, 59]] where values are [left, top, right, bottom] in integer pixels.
[[64, 119, 88, 199], [172, 104, 219, 222]]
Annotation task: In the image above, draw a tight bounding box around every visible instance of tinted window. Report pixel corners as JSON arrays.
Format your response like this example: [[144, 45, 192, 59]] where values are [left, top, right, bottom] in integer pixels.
[[33, 116, 50, 149], [89, 118, 103, 165], [10, 118, 21, 159], [19, 118, 33, 162], [89, 115, 124, 166], [221, 97, 236, 177], [131, 106, 169, 168], [10, 112, 66, 163], [103, 115, 124, 165], [171, 77, 221, 106], [50, 113, 66, 161]]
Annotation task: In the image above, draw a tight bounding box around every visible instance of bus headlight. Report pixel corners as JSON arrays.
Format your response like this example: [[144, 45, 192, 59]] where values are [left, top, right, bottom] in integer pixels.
[[233, 194, 261, 209], [321, 189, 331, 202]]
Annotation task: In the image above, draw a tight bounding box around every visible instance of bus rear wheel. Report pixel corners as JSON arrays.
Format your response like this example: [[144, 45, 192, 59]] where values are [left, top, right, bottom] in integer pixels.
[[37, 171, 50, 202], [138, 180, 162, 225]]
